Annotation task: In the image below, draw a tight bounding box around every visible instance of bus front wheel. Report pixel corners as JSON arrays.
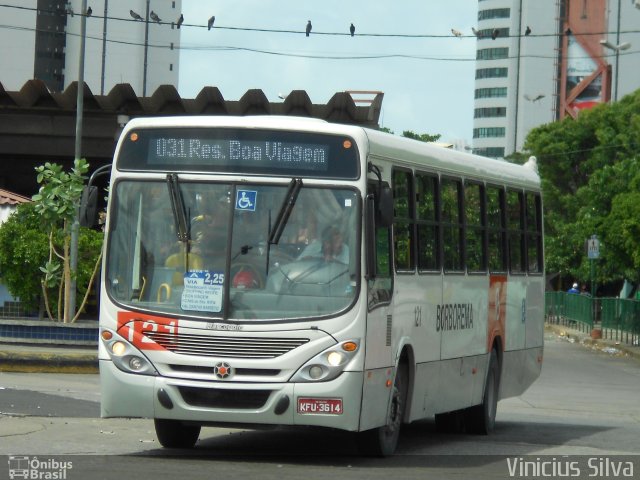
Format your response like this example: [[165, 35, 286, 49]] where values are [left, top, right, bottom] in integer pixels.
[[154, 419, 201, 448], [357, 362, 408, 456]]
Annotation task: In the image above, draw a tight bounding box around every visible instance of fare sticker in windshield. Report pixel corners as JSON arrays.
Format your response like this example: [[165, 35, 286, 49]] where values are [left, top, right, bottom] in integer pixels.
[[181, 270, 223, 312]]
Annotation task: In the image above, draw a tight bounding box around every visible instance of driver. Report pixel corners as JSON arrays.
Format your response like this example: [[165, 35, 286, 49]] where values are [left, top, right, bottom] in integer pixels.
[[298, 225, 349, 264]]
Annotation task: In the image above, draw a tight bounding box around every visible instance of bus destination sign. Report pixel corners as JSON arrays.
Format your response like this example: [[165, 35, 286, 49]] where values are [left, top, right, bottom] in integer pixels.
[[116, 127, 360, 179], [150, 137, 329, 172]]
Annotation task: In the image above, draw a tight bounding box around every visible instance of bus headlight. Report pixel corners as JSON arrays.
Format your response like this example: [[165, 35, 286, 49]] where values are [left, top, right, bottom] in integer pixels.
[[290, 339, 360, 383], [111, 341, 127, 356], [327, 351, 345, 366], [101, 329, 157, 376]]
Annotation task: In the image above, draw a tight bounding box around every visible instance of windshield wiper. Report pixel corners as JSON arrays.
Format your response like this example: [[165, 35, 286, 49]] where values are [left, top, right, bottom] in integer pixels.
[[268, 178, 302, 245], [166, 173, 190, 242]]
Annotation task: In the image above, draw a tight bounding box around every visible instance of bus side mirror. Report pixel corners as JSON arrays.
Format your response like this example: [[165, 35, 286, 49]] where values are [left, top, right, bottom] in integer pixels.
[[80, 164, 111, 228], [376, 184, 393, 228], [79, 186, 98, 228]]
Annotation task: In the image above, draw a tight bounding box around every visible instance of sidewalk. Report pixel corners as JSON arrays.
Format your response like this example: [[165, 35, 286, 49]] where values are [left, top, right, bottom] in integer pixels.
[[0, 342, 98, 373], [545, 323, 640, 362]]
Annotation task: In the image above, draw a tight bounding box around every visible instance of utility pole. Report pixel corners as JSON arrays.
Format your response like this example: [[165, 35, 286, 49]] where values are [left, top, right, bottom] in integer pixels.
[[143, 0, 150, 96], [69, 0, 88, 320]]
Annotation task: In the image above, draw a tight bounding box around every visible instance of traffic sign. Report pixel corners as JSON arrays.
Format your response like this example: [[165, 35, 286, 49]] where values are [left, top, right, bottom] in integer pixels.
[[587, 236, 600, 259]]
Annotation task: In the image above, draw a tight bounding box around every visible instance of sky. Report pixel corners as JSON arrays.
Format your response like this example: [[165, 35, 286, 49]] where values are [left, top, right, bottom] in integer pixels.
[[177, 1, 478, 145]]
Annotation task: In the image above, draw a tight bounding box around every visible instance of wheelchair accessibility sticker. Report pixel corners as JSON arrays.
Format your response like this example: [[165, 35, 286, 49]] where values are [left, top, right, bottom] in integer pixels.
[[236, 190, 257, 211]]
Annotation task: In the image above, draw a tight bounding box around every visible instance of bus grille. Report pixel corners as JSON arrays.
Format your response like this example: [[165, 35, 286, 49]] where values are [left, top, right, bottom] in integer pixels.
[[145, 332, 309, 359], [178, 386, 271, 409]]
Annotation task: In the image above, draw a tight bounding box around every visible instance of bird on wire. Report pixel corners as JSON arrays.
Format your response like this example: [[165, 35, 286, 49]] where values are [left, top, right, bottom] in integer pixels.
[[525, 26, 531, 36], [350, 23, 355, 36], [306, 20, 312, 37], [150, 11, 161, 23], [130, 10, 143, 21], [471, 27, 480, 37], [451, 28, 462, 38], [491, 28, 499, 40], [176, 13, 184, 29], [524, 94, 545, 102], [208, 16, 215, 30], [86, 6, 92, 17]]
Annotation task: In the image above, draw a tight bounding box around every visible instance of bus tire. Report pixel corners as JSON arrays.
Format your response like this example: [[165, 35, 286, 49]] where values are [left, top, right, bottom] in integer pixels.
[[357, 362, 408, 456], [465, 348, 499, 435], [154, 419, 201, 448]]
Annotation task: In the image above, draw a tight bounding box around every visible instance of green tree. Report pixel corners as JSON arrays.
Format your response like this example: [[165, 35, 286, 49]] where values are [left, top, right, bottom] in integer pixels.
[[0, 201, 102, 317], [524, 89, 640, 287], [31, 159, 103, 322], [377, 127, 442, 143], [0, 203, 50, 312], [401, 130, 442, 143], [504, 151, 529, 165]]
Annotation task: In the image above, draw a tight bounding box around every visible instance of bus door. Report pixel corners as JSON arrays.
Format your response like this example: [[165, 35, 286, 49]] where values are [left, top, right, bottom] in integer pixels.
[[359, 183, 394, 430]]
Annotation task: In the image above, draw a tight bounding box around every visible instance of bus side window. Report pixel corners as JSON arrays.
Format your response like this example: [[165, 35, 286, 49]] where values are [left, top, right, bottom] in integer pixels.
[[465, 181, 487, 273], [367, 183, 393, 308], [487, 186, 507, 272], [525, 192, 543, 273], [392, 169, 415, 272], [441, 177, 464, 272], [416, 173, 440, 271], [507, 189, 525, 273], [368, 226, 392, 308]]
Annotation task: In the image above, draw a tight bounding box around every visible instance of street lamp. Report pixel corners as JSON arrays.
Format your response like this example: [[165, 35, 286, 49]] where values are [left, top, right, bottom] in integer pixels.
[[600, 39, 631, 101]]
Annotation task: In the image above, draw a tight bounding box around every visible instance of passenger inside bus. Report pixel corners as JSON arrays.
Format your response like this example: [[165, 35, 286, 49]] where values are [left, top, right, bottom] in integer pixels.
[[191, 197, 229, 270], [298, 225, 349, 264]]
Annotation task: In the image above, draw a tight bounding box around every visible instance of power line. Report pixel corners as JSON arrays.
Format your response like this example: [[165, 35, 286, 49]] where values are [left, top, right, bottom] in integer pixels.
[[1, 3, 640, 40], [2, 22, 639, 63], [536, 142, 640, 159]]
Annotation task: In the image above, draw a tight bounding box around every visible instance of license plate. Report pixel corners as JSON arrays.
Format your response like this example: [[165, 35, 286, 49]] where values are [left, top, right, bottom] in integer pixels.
[[297, 397, 343, 415]]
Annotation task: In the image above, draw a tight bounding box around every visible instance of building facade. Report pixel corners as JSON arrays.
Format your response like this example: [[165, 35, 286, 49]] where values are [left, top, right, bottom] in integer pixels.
[[0, 0, 181, 95], [472, 0, 640, 158]]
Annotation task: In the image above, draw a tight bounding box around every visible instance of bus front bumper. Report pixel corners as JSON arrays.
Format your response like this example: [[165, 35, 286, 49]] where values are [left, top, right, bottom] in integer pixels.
[[100, 360, 364, 432]]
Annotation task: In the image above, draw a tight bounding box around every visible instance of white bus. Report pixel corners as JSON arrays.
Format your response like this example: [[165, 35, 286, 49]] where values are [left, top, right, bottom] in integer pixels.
[[96, 116, 544, 456]]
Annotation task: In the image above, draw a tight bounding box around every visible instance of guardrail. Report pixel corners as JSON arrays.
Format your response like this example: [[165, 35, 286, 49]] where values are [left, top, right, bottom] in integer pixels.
[[600, 298, 640, 345], [545, 291, 593, 334], [545, 292, 640, 346]]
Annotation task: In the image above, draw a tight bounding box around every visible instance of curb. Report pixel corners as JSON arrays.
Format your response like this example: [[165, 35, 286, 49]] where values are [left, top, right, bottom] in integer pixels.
[[545, 323, 640, 362], [0, 350, 98, 374]]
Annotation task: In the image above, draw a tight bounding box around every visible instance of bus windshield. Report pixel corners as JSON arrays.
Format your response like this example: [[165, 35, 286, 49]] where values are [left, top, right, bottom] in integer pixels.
[[106, 179, 360, 321]]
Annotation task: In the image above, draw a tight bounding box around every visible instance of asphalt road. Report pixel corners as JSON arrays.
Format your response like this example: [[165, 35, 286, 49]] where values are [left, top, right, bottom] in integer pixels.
[[1, 332, 639, 479]]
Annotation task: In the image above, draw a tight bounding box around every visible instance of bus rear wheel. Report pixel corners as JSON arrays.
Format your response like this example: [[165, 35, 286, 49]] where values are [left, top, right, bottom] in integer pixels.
[[154, 419, 201, 448], [465, 348, 499, 434], [357, 362, 408, 456]]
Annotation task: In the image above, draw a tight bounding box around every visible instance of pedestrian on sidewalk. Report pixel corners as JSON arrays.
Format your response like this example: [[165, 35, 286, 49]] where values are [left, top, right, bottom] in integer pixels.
[[567, 282, 579, 294]]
